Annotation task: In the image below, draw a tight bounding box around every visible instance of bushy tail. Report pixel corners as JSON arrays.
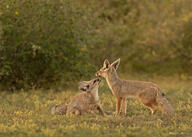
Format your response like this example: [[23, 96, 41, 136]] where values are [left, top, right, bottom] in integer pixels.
[[51, 104, 68, 115], [156, 91, 174, 115]]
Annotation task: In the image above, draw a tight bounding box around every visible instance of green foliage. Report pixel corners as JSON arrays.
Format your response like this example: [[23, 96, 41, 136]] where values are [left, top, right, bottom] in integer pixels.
[[86, 0, 192, 74], [0, 0, 192, 90], [176, 18, 192, 73], [0, 0, 96, 90]]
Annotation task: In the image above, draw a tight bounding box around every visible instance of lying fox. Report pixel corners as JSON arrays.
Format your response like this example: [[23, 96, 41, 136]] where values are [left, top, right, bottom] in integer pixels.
[[96, 58, 174, 116], [51, 77, 105, 116]]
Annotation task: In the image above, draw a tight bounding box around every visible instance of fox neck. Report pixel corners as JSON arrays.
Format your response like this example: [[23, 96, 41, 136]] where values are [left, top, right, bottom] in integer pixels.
[[105, 70, 121, 95], [91, 87, 99, 103]]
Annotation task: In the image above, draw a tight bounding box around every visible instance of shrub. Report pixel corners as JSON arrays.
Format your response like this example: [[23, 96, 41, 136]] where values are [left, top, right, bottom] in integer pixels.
[[86, 0, 192, 75], [0, 0, 96, 90], [176, 18, 192, 73]]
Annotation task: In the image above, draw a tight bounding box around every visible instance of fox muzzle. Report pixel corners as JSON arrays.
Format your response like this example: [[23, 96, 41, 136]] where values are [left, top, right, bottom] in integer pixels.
[[95, 71, 100, 77]]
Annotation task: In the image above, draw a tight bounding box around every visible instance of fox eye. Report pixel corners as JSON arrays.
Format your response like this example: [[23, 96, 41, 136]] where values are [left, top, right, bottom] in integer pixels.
[[93, 80, 97, 84], [86, 85, 89, 88]]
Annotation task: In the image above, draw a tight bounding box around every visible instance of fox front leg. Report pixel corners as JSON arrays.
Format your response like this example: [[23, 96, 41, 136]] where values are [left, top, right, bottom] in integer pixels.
[[115, 97, 122, 117], [96, 105, 106, 116]]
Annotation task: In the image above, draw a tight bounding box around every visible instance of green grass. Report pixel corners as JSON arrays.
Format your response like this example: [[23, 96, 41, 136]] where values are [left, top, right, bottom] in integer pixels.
[[0, 78, 192, 137]]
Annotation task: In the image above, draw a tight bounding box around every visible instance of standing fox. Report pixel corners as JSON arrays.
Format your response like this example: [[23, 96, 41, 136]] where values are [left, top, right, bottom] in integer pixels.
[[51, 77, 105, 116], [96, 58, 174, 117]]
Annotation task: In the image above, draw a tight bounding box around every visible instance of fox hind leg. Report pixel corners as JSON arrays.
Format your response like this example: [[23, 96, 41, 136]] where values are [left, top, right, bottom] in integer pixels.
[[144, 103, 157, 115], [139, 87, 158, 115]]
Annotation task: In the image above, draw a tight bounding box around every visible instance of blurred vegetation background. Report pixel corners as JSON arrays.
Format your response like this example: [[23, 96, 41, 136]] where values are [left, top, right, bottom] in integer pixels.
[[0, 0, 192, 91]]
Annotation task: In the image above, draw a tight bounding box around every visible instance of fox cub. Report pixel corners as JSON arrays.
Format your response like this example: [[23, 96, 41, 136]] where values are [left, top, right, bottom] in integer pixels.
[[51, 77, 105, 116], [96, 58, 174, 116]]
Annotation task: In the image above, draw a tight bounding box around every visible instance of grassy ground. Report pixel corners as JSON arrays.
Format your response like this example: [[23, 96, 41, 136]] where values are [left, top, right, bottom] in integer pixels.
[[0, 76, 192, 137]]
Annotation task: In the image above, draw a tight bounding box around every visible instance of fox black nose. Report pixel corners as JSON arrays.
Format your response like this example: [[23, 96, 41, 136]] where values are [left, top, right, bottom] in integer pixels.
[[96, 77, 101, 81]]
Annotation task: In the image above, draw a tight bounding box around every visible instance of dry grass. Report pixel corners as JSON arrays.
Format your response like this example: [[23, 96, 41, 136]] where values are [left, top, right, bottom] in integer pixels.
[[0, 76, 192, 137]]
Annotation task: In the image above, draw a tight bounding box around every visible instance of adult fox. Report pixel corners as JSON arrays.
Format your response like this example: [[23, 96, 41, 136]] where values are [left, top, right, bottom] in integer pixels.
[[96, 58, 174, 117]]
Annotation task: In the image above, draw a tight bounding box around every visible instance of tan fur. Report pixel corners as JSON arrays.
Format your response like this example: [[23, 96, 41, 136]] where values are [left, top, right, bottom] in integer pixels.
[[96, 58, 174, 116], [51, 77, 105, 116], [66, 92, 101, 115], [51, 104, 68, 115]]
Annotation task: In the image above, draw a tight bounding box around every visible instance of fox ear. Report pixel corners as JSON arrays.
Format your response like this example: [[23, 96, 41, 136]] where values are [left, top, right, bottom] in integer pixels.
[[111, 58, 120, 70], [78, 81, 89, 91], [103, 59, 110, 68]]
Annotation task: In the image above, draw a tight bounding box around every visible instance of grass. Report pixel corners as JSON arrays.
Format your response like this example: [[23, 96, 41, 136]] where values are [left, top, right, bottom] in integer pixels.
[[0, 76, 192, 137]]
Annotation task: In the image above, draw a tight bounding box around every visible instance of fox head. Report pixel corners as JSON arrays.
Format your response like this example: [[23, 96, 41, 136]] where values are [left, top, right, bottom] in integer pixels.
[[78, 77, 101, 92], [95, 58, 120, 78]]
